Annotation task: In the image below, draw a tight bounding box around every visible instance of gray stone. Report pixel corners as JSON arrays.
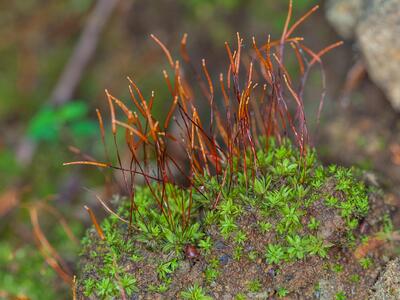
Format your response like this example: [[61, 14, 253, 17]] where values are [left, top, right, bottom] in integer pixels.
[[219, 254, 231, 265], [357, 0, 400, 111], [326, 0, 400, 111], [325, 0, 363, 39], [318, 278, 345, 300], [370, 258, 400, 300]]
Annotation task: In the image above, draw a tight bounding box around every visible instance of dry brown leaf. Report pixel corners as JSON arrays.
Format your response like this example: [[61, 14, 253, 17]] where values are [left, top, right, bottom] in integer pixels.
[[389, 143, 400, 165], [0, 187, 19, 217], [354, 236, 385, 259]]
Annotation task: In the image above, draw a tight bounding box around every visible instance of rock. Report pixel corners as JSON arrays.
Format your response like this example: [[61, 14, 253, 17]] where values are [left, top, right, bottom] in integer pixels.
[[325, 0, 363, 39], [214, 240, 226, 250], [326, 0, 400, 111], [219, 254, 231, 266], [357, 0, 400, 111], [318, 213, 345, 242], [370, 258, 400, 300], [319, 278, 345, 300]]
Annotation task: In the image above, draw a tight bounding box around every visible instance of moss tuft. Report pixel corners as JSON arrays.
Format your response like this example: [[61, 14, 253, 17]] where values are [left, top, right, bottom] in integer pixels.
[[77, 141, 390, 299]]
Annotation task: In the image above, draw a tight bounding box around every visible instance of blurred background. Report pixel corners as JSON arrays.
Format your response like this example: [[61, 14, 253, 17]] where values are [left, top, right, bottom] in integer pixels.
[[0, 0, 399, 298]]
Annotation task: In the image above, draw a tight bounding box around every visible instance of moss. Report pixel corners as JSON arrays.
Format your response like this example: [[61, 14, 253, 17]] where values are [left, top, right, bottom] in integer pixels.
[[335, 291, 347, 300], [276, 287, 289, 298], [77, 140, 390, 299], [181, 283, 212, 300], [247, 279, 262, 293]]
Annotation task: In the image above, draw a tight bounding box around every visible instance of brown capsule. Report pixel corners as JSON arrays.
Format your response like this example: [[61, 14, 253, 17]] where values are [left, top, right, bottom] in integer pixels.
[[185, 244, 200, 259]]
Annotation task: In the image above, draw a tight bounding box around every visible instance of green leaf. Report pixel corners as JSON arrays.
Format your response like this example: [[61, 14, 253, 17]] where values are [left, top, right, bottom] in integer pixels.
[[57, 101, 88, 122], [27, 107, 59, 141]]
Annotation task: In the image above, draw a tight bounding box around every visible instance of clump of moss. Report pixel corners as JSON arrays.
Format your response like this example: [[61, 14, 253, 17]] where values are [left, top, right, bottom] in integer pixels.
[[77, 140, 390, 299]]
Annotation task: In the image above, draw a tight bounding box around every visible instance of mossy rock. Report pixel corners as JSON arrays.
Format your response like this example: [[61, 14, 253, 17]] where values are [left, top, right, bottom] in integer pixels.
[[77, 141, 393, 299]]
